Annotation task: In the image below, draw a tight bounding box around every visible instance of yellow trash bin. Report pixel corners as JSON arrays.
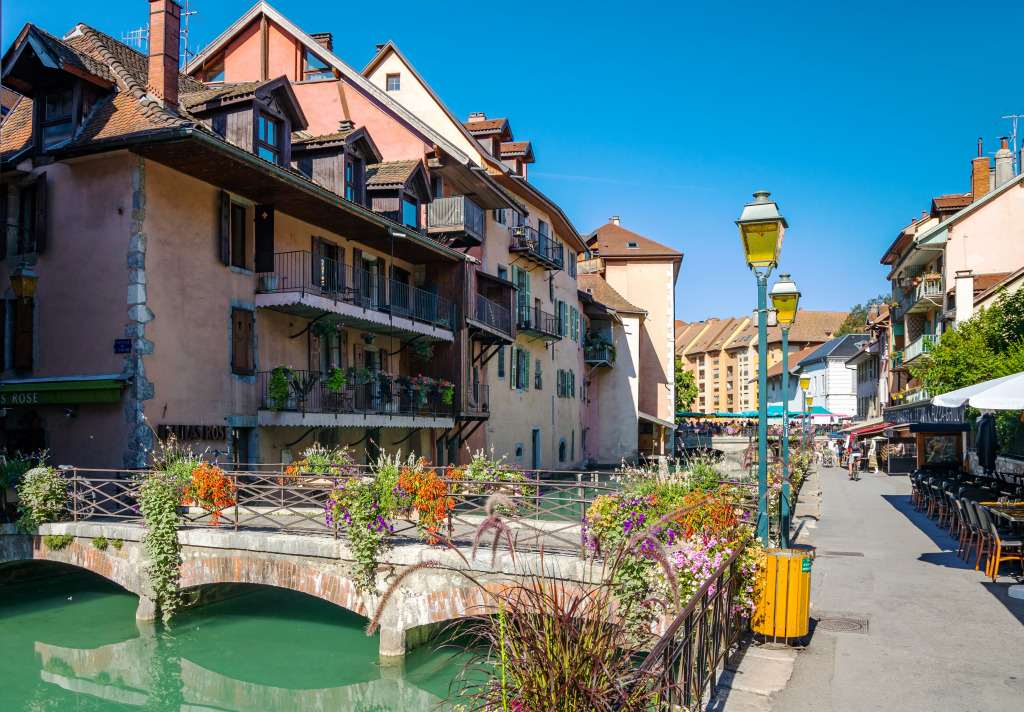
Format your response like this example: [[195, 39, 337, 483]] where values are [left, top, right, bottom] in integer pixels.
[[752, 549, 812, 639]]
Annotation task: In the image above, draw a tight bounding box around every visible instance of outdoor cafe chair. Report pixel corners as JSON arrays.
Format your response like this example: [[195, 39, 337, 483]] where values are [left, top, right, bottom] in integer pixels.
[[979, 505, 1024, 581], [944, 488, 962, 538], [911, 473, 927, 511], [961, 500, 985, 566], [952, 498, 972, 558]]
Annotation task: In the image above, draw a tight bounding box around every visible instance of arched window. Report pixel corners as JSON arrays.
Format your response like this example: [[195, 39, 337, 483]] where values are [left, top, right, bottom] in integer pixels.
[[558, 439, 567, 463], [514, 444, 524, 463]]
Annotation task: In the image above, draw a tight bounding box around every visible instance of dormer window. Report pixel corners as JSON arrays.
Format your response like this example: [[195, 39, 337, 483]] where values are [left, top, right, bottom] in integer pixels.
[[257, 113, 280, 164], [402, 198, 419, 228], [40, 87, 74, 148], [627, 241, 639, 249], [386, 73, 400, 91], [345, 157, 364, 203]]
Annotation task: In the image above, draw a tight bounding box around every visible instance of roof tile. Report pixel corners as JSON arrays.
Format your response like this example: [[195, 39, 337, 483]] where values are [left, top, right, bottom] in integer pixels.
[[365, 160, 420, 187], [577, 274, 644, 314], [587, 222, 682, 258]]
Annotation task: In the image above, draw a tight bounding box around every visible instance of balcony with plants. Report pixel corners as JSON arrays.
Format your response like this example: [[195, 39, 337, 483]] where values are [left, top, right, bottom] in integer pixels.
[[257, 365, 456, 428], [255, 251, 456, 341], [902, 333, 939, 366], [509, 225, 564, 270], [425, 195, 485, 247], [583, 331, 616, 366]]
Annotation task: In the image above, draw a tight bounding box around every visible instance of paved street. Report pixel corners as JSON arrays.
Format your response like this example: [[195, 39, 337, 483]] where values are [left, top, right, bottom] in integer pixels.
[[773, 465, 1024, 712]]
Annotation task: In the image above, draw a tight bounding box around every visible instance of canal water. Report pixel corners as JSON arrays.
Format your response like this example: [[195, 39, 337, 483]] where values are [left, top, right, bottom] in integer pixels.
[[0, 568, 472, 711]]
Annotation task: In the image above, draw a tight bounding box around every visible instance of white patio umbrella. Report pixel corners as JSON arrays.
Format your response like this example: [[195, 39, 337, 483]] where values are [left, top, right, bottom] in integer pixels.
[[931, 371, 1024, 409]]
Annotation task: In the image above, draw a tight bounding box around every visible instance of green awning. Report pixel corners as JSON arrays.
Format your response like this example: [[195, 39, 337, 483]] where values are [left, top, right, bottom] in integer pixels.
[[0, 376, 128, 405]]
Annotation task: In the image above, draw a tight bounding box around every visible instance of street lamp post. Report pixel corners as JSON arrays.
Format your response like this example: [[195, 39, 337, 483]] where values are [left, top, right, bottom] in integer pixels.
[[800, 377, 811, 458], [770, 275, 800, 549], [736, 191, 787, 546]]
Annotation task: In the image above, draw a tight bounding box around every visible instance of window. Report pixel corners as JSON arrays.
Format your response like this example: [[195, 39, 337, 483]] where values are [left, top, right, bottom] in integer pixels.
[[345, 158, 364, 203], [568, 251, 577, 278], [627, 241, 639, 249], [558, 439, 567, 463], [509, 345, 530, 390], [231, 308, 255, 376], [538, 221, 549, 240], [494, 209, 507, 225], [231, 427, 253, 469], [257, 114, 280, 164], [386, 73, 400, 91], [41, 88, 73, 148], [230, 203, 247, 269], [402, 198, 419, 228], [205, 58, 225, 82], [497, 346, 506, 379], [534, 358, 542, 390], [570, 306, 579, 341], [302, 49, 333, 80], [497, 265, 508, 281]]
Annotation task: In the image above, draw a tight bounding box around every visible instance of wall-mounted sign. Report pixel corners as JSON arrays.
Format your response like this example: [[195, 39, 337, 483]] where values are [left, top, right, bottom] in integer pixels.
[[114, 339, 132, 354], [157, 424, 228, 441]]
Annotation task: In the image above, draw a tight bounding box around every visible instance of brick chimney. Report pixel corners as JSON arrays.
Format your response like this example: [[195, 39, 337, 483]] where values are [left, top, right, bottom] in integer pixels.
[[971, 154, 990, 200], [311, 32, 333, 51], [467, 112, 487, 123], [148, 0, 181, 111]]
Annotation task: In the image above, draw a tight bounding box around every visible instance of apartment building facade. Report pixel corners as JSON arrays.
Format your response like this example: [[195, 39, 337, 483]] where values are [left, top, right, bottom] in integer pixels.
[[579, 219, 681, 458], [0, 0, 606, 471], [882, 139, 1024, 405], [676, 311, 845, 415]]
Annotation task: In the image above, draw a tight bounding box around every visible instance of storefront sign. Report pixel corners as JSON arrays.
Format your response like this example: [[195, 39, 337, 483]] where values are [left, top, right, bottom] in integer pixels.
[[157, 424, 228, 441], [0, 378, 126, 405], [114, 339, 132, 354]]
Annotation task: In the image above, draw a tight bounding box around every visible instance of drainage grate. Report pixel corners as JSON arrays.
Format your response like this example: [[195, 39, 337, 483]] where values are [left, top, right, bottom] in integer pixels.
[[820, 551, 864, 557], [816, 617, 868, 634]]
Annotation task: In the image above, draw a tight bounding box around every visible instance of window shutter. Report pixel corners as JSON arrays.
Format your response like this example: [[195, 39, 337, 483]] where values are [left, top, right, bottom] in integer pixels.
[[244, 312, 255, 372], [556, 370, 563, 397], [254, 204, 274, 272], [571, 370, 576, 397], [33, 173, 47, 253], [509, 347, 517, 390], [13, 300, 33, 369], [524, 349, 531, 390], [219, 191, 231, 265]]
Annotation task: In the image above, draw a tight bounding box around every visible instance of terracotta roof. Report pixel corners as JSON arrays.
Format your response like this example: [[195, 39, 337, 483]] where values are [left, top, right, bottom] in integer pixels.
[[1, 87, 22, 116], [972, 272, 1011, 295], [587, 222, 682, 258], [462, 118, 508, 133], [765, 346, 819, 379], [0, 97, 34, 161], [932, 193, 972, 211], [292, 126, 357, 145], [500, 141, 531, 156], [684, 318, 746, 356], [35, 26, 117, 86], [180, 81, 270, 108], [577, 274, 644, 314], [731, 310, 848, 345], [365, 160, 420, 187]]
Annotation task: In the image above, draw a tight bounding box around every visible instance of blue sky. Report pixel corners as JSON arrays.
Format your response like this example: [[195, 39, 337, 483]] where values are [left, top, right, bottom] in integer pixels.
[[5, 1, 1023, 321]]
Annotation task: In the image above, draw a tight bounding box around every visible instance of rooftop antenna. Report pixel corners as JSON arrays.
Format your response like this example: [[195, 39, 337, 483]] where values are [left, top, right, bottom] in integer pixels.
[[1001, 113, 1022, 176], [120, 1, 202, 67]]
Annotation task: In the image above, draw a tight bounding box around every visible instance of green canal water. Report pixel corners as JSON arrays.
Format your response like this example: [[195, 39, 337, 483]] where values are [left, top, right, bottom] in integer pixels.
[[0, 569, 472, 711]]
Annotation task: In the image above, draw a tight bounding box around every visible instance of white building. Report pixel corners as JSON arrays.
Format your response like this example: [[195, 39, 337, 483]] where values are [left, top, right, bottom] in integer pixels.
[[796, 335, 868, 418], [763, 344, 819, 414]]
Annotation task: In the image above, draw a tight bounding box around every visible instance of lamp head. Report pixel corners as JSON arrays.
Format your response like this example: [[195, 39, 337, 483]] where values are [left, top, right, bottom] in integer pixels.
[[799, 377, 810, 390], [736, 191, 787, 273], [770, 274, 801, 326], [10, 264, 37, 303]]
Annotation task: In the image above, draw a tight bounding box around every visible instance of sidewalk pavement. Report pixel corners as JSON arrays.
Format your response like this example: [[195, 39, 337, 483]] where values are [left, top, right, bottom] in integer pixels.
[[711, 465, 1024, 711]]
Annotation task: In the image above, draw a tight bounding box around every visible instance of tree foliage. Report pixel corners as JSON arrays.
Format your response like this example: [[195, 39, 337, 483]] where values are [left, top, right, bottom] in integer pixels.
[[675, 359, 698, 413], [835, 294, 891, 337]]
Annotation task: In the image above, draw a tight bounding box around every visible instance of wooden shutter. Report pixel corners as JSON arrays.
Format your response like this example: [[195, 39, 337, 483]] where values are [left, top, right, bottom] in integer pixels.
[[509, 346, 517, 390], [0, 184, 7, 261], [253, 204, 274, 272], [33, 173, 46, 253], [13, 300, 33, 369], [219, 191, 231, 265], [231, 309, 254, 375], [353, 341, 365, 370], [308, 326, 321, 372], [352, 247, 363, 295], [523, 349, 531, 390]]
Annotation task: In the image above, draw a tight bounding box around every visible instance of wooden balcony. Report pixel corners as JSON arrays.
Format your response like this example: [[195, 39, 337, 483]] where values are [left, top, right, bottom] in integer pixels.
[[426, 195, 484, 248]]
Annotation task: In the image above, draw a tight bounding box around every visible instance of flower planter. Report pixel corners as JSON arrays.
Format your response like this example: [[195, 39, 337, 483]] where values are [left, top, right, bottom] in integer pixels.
[[264, 396, 297, 411], [258, 275, 279, 292]]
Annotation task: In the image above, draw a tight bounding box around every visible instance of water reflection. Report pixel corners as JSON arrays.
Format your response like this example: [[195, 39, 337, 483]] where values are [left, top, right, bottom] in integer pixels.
[[35, 631, 445, 711], [2, 571, 462, 712]]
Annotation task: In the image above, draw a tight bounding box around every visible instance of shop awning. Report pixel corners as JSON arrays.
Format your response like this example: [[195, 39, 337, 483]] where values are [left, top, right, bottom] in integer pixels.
[[851, 423, 893, 438], [0, 375, 129, 405], [639, 411, 676, 429]]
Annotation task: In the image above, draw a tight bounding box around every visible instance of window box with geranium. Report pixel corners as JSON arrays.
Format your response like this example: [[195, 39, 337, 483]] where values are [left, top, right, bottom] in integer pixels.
[[408, 341, 434, 362], [439, 380, 454, 405]]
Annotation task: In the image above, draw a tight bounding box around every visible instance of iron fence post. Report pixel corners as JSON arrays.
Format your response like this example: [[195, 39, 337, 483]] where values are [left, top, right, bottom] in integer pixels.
[[72, 471, 78, 523], [233, 473, 239, 532]]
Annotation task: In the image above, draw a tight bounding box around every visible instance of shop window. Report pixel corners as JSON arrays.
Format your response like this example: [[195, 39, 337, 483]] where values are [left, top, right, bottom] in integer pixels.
[[231, 308, 255, 376]]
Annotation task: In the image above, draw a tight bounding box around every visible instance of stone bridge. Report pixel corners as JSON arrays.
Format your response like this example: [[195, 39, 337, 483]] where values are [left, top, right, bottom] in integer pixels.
[[0, 521, 597, 657]]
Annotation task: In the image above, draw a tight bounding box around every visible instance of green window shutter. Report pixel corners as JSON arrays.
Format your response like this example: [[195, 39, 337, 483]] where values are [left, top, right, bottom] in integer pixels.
[[556, 370, 563, 397], [510, 346, 517, 390], [524, 349, 531, 390]]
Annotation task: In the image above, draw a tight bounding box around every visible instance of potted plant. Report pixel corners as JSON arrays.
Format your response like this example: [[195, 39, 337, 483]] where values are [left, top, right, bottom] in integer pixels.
[[360, 332, 376, 345], [324, 364, 348, 393], [311, 320, 345, 341], [258, 274, 279, 292], [268, 366, 296, 410], [439, 380, 455, 405]]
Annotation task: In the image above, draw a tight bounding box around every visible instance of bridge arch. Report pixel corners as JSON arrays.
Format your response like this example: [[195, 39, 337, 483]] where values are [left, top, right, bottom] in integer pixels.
[[0, 536, 146, 598]]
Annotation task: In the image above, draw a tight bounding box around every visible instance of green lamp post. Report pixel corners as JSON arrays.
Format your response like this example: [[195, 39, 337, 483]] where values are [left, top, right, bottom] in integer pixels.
[[770, 274, 800, 548], [736, 191, 787, 545]]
